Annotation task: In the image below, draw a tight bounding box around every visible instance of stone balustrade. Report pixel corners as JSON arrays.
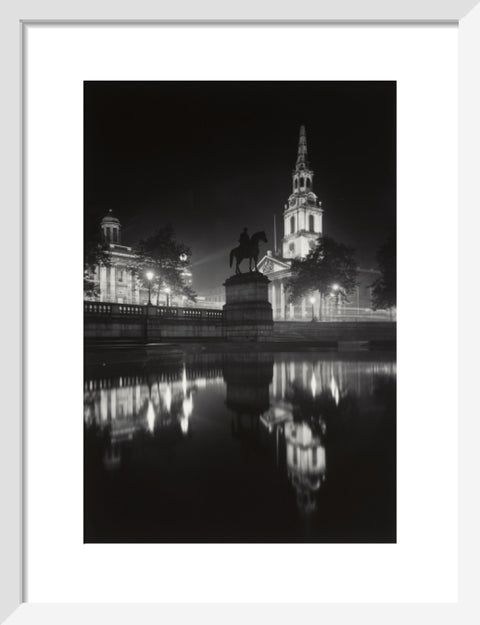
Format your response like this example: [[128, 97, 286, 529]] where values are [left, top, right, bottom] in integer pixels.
[[84, 301, 223, 321], [84, 298, 395, 346]]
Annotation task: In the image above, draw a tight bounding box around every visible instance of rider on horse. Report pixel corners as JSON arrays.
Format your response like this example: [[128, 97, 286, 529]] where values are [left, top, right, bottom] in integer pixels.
[[239, 227, 250, 250], [230, 228, 268, 274]]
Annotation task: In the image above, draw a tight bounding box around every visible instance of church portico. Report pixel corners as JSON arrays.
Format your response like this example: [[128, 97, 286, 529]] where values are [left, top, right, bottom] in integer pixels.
[[267, 273, 312, 321]]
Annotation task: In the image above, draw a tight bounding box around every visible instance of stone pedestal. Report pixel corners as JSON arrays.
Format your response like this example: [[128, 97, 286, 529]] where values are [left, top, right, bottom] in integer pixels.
[[223, 272, 273, 341]]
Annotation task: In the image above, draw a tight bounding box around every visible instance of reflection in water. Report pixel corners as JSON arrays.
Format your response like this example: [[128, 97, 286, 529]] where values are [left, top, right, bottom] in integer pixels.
[[285, 422, 326, 514], [84, 352, 396, 542]]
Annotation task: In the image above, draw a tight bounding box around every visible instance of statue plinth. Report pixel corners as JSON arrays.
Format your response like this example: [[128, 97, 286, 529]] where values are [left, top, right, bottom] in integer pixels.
[[223, 272, 273, 341]]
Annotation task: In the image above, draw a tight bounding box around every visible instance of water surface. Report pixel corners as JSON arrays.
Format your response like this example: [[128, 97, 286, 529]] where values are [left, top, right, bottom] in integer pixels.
[[84, 350, 396, 542]]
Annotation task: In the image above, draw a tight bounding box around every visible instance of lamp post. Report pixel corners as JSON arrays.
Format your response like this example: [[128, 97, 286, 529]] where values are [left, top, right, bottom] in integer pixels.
[[146, 271, 154, 305], [331, 283, 340, 317], [164, 286, 171, 307], [310, 296, 315, 322]]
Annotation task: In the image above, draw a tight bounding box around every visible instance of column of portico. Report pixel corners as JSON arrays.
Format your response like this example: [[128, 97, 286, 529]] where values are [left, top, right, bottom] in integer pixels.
[[280, 281, 285, 320], [99, 265, 108, 301], [271, 282, 276, 320], [134, 272, 140, 304], [130, 271, 136, 304], [110, 265, 116, 302]]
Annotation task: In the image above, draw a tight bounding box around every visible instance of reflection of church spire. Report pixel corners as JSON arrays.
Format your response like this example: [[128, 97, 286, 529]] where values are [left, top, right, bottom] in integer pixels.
[[295, 125, 309, 171], [285, 422, 326, 514]]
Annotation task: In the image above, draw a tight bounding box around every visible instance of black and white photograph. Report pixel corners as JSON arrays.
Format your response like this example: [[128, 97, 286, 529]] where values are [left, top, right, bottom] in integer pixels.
[[83, 81, 396, 543]]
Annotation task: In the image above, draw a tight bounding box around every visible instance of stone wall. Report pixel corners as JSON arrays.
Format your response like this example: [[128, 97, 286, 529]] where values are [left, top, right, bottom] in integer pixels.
[[84, 302, 224, 343], [84, 301, 395, 345], [272, 321, 396, 344], [223, 273, 273, 341]]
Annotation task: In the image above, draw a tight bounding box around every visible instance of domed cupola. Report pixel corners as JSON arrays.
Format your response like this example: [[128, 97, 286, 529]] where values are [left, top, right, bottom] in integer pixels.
[[101, 209, 121, 244]]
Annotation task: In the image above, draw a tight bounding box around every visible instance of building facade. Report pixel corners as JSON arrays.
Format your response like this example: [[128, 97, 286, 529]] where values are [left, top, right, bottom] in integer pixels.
[[87, 126, 384, 318], [257, 125, 382, 320], [87, 209, 192, 306]]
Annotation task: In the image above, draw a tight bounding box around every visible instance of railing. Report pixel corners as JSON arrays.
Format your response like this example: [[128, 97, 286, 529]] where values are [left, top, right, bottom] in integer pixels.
[[84, 301, 223, 321], [85, 301, 392, 324], [84, 302, 114, 315]]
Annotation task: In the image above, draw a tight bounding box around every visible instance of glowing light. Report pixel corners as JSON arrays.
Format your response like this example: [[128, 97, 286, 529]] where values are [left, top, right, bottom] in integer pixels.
[[183, 393, 193, 419], [181, 393, 193, 435], [309, 296, 315, 304], [146, 399, 155, 433], [180, 416, 189, 435], [332, 283, 339, 291], [310, 372, 317, 397], [330, 375, 340, 405], [164, 385, 172, 412], [146, 270, 154, 281], [182, 365, 187, 396]]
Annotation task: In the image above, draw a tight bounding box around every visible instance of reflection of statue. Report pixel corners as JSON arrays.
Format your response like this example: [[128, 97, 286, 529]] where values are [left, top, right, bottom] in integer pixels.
[[223, 353, 273, 450], [229, 230, 268, 274], [223, 353, 273, 416]]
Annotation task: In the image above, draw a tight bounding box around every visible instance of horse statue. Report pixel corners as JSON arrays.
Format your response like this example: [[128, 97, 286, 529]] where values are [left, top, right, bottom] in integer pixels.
[[229, 231, 268, 274]]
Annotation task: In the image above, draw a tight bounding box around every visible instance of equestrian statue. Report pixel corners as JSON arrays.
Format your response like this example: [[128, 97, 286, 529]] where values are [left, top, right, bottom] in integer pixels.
[[229, 227, 268, 275]]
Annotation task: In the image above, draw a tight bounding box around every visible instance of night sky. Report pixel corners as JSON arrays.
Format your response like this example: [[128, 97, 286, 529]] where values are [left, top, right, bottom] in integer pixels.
[[84, 81, 396, 291]]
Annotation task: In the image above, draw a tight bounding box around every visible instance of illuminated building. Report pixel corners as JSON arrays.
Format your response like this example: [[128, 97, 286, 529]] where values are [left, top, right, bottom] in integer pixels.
[[86, 209, 193, 305], [257, 125, 381, 320]]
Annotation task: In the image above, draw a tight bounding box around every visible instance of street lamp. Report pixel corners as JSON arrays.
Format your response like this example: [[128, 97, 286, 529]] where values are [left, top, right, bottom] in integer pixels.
[[331, 283, 340, 318], [164, 286, 171, 307], [146, 270, 154, 305], [310, 296, 315, 322]]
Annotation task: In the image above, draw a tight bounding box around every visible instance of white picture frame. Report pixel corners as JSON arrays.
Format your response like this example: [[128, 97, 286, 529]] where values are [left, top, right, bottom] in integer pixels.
[[2, 0, 478, 622]]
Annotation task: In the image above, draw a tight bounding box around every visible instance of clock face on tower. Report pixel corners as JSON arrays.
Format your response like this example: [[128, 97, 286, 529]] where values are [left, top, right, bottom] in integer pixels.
[[289, 198, 296, 207]]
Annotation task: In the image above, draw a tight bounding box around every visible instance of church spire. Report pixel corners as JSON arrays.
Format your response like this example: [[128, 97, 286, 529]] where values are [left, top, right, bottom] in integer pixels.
[[283, 124, 323, 260], [295, 125, 309, 171]]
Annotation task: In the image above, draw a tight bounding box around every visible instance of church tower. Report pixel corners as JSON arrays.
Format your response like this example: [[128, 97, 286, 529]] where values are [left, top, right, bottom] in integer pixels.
[[282, 125, 323, 259]]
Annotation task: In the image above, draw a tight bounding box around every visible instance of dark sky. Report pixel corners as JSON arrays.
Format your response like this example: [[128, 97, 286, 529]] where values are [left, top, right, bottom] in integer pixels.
[[84, 81, 396, 291]]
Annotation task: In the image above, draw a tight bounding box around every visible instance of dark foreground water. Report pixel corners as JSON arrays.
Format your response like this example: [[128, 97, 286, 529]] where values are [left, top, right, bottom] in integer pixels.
[[84, 350, 396, 543]]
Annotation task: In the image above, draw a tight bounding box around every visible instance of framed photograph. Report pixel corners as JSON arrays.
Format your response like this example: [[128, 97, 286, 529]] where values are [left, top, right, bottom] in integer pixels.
[[1, 1, 477, 623]]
